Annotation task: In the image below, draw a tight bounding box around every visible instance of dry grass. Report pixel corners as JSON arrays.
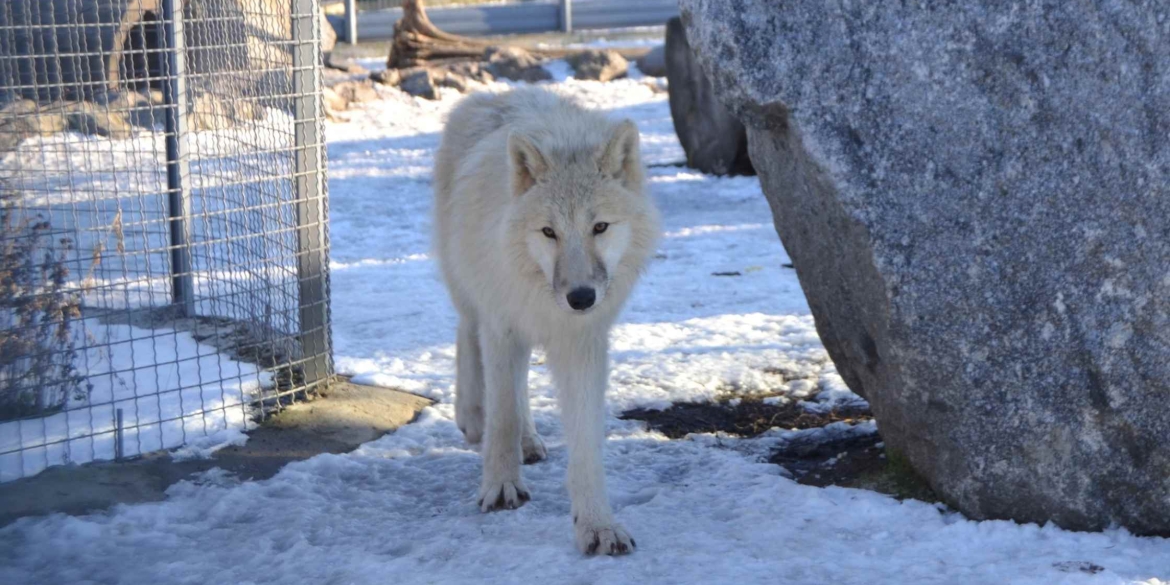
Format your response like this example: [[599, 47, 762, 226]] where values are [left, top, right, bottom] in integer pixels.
[[0, 199, 86, 420]]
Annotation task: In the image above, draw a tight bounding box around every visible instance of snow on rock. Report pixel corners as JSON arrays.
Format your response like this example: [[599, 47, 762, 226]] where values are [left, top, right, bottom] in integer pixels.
[[0, 78, 1167, 584], [170, 427, 250, 462]]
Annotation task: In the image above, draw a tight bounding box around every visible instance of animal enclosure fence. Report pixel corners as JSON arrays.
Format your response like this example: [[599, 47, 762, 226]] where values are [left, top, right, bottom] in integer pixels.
[[0, 0, 332, 481]]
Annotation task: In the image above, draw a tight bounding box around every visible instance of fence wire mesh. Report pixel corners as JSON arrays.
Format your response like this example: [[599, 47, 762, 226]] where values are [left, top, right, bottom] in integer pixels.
[[0, 0, 332, 481], [351, 0, 536, 15]]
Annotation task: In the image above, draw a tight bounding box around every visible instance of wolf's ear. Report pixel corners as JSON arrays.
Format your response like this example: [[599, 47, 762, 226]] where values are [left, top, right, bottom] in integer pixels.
[[597, 119, 642, 191], [508, 132, 548, 196]]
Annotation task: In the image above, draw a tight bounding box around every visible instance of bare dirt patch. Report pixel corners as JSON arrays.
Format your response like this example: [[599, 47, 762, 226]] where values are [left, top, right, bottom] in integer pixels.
[[621, 396, 937, 502], [620, 397, 866, 439]]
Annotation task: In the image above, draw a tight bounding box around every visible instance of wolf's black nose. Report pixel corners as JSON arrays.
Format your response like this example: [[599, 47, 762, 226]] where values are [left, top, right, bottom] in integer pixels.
[[567, 287, 596, 311]]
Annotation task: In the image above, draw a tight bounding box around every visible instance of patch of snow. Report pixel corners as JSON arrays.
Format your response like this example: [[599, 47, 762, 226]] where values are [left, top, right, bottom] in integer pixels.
[[543, 59, 575, 82], [354, 57, 387, 73], [170, 427, 249, 462], [803, 363, 869, 413]]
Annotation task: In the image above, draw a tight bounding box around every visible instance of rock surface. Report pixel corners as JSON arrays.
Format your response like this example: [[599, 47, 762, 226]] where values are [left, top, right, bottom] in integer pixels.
[[635, 45, 666, 77], [680, 0, 1170, 535], [664, 17, 753, 176], [320, 6, 338, 56], [0, 101, 66, 154], [485, 47, 552, 83], [398, 68, 439, 100], [566, 50, 628, 82], [370, 69, 402, 87], [61, 101, 134, 139], [330, 80, 380, 106]]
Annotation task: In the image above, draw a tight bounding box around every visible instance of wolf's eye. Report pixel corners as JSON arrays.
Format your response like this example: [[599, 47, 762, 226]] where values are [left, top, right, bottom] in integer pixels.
[[542, 227, 556, 239], [593, 222, 609, 235]]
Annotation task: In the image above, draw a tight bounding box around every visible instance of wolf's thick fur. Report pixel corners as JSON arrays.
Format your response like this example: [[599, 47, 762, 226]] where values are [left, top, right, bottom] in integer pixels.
[[433, 88, 659, 555]]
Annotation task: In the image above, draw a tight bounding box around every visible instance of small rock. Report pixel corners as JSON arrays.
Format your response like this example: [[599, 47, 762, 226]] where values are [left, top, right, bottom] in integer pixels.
[[319, 7, 337, 55], [326, 59, 370, 75], [191, 94, 234, 131], [446, 61, 494, 84], [28, 111, 67, 135], [1052, 562, 1105, 575], [231, 99, 266, 122], [0, 99, 40, 120], [323, 87, 350, 113], [636, 45, 667, 77], [2, 100, 67, 136], [331, 80, 380, 105], [370, 69, 402, 87], [566, 50, 628, 82], [435, 72, 471, 94], [0, 100, 68, 153], [398, 68, 439, 100], [60, 102, 134, 139], [485, 47, 552, 83], [107, 92, 162, 129]]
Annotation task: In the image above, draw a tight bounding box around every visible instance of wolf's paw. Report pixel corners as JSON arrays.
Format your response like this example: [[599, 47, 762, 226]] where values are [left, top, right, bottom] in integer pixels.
[[456, 405, 483, 445], [574, 519, 635, 556], [521, 433, 547, 464], [478, 480, 530, 512]]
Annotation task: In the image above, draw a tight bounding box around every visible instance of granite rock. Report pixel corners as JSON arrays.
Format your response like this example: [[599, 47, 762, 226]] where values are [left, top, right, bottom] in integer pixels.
[[680, 0, 1170, 535], [665, 17, 753, 176]]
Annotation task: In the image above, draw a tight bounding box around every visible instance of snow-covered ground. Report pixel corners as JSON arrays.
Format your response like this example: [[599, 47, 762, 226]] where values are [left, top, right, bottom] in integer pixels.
[[1, 74, 1169, 584], [1, 108, 297, 482], [0, 322, 265, 482]]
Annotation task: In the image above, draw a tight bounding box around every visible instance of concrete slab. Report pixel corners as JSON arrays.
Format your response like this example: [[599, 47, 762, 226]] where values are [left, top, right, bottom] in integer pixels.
[[0, 379, 431, 526]]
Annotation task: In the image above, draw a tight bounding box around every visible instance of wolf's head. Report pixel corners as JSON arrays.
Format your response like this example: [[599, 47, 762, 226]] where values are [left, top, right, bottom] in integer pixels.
[[507, 119, 658, 315]]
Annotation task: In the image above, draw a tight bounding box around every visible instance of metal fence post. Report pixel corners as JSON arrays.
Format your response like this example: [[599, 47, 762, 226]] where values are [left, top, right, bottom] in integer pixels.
[[560, 0, 573, 33], [162, 0, 195, 317], [292, 0, 332, 387], [345, 0, 358, 44]]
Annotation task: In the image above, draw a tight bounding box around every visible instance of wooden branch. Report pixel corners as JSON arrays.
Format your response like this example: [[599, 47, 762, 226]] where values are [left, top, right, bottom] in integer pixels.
[[387, 0, 650, 70]]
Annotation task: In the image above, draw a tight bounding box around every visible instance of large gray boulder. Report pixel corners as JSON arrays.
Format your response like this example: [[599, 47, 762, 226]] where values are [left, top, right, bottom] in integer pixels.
[[680, 0, 1170, 535]]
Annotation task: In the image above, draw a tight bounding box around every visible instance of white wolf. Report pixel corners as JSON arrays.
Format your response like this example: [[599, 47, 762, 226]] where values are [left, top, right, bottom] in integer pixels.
[[433, 88, 659, 555]]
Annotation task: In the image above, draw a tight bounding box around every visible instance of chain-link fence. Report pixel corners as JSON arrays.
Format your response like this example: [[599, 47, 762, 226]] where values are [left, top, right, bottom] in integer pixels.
[[0, 0, 332, 482]]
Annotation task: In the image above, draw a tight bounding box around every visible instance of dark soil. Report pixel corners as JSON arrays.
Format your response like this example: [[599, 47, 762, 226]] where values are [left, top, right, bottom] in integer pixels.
[[620, 397, 868, 440], [768, 430, 885, 487], [621, 396, 938, 502]]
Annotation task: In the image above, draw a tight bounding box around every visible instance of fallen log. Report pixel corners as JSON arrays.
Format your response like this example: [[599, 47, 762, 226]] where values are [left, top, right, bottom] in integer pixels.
[[386, 0, 650, 70]]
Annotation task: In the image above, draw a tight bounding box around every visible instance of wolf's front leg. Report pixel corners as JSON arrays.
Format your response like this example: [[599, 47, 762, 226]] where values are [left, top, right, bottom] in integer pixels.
[[477, 325, 532, 511], [548, 334, 635, 556]]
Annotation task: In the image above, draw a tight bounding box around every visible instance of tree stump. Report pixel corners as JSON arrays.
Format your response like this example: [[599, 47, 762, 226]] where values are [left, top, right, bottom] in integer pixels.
[[386, 0, 651, 71]]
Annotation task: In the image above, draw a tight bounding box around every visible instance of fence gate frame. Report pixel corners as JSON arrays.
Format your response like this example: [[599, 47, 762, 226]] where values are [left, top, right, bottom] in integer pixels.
[[0, 0, 335, 481], [292, 0, 332, 389]]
